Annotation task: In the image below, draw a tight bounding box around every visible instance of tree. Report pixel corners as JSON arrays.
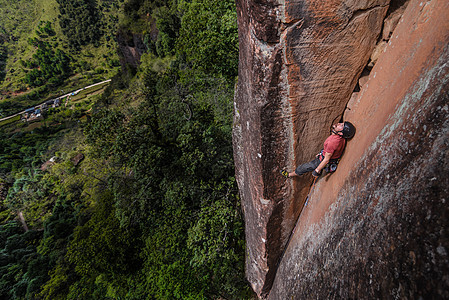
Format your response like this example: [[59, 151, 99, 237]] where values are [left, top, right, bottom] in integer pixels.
[[177, 0, 239, 79], [23, 40, 71, 88], [57, 0, 103, 49], [0, 222, 48, 299], [65, 190, 142, 299]]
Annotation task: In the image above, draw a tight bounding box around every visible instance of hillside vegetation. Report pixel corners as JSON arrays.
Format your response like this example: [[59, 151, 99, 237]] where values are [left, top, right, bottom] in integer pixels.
[[0, 0, 122, 117], [0, 0, 250, 299]]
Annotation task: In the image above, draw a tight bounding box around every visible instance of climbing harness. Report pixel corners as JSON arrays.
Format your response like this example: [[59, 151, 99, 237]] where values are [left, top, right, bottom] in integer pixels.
[[325, 161, 339, 173], [319, 150, 341, 174]]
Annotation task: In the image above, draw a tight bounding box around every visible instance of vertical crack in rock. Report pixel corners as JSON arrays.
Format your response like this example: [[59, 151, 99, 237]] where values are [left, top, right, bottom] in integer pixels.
[[234, 0, 391, 297]]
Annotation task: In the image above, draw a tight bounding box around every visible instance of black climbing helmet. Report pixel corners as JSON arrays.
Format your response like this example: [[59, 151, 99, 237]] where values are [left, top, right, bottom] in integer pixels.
[[342, 121, 356, 139]]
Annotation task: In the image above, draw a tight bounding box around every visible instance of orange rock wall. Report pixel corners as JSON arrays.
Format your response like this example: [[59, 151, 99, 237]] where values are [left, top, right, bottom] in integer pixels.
[[269, 0, 449, 298], [233, 0, 391, 296]]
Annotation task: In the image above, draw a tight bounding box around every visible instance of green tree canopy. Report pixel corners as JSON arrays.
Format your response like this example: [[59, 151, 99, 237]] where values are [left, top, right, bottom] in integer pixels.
[[57, 0, 103, 49], [177, 0, 239, 79]]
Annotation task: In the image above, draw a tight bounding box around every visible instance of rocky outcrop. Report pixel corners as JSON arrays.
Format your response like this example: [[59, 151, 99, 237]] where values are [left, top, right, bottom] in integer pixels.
[[268, 0, 449, 298], [233, 0, 392, 296], [71, 153, 84, 167], [116, 29, 148, 69]]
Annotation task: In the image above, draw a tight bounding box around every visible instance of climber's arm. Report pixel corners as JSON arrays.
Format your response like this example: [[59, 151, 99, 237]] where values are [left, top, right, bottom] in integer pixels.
[[313, 152, 332, 177]]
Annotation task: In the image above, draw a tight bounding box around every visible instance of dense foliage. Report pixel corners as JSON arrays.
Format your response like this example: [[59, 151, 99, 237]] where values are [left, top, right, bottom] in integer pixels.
[[0, 0, 122, 116], [57, 0, 103, 49], [177, 0, 239, 79], [0, 0, 249, 299], [21, 22, 72, 88], [22, 38, 72, 87], [0, 42, 6, 82]]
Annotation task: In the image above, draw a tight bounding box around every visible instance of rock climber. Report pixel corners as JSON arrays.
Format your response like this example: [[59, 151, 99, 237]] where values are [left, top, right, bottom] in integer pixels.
[[281, 121, 356, 178]]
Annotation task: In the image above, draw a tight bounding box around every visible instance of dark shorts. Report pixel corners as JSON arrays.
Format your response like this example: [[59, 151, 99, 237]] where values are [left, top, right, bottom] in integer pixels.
[[294, 157, 321, 176]]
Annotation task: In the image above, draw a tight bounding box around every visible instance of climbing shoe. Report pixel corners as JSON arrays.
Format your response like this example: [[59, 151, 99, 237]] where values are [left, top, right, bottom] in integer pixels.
[[280, 170, 289, 178]]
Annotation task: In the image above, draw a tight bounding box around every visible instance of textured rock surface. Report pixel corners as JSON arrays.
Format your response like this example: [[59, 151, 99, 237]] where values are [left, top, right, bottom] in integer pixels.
[[116, 29, 147, 69], [233, 0, 390, 296], [269, 0, 449, 298]]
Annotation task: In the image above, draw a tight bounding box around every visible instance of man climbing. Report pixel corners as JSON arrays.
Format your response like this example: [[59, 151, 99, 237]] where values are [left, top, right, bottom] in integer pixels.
[[281, 121, 355, 178]]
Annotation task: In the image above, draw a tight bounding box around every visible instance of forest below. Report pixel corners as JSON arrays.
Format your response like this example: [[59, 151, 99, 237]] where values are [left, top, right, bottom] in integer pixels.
[[0, 0, 251, 299]]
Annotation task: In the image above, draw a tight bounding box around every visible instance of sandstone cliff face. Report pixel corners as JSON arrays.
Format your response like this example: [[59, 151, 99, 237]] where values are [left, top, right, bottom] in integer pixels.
[[233, 0, 392, 296], [269, 1, 449, 297]]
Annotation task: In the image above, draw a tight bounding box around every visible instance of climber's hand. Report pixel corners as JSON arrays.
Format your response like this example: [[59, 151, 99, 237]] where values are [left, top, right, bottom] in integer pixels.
[[312, 169, 321, 178]]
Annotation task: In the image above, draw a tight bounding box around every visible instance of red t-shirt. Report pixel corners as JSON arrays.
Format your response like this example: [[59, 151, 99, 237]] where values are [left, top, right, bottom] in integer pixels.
[[322, 134, 346, 159]]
